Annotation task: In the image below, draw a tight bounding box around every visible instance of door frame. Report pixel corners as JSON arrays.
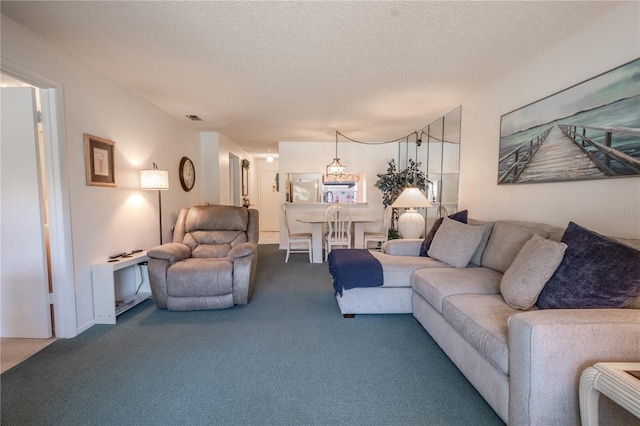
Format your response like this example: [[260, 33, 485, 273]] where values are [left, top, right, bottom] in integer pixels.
[[229, 153, 240, 206], [2, 58, 77, 338]]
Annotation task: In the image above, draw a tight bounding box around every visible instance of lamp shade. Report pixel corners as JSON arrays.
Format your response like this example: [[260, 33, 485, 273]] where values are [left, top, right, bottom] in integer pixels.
[[140, 169, 169, 190], [391, 187, 432, 209], [327, 132, 346, 175], [326, 158, 346, 176]]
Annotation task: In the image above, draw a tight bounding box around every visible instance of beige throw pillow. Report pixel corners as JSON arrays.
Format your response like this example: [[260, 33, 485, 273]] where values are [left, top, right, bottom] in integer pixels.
[[427, 216, 489, 268], [500, 234, 567, 310]]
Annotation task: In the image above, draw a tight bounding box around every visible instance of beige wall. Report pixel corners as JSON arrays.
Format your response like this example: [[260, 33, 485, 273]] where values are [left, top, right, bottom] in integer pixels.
[[459, 3, 640, 238], [1, 15, 203, 332], [1, 15, 254, 334], [201, 132, 256, 206]]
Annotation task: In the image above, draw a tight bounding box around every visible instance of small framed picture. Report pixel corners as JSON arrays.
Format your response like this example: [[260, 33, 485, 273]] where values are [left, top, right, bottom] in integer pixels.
[[84, 133, 116, 187]]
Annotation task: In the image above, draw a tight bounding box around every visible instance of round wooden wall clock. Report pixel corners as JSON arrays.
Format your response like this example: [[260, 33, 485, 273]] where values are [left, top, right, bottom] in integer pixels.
[[179, 156, 195, 192]]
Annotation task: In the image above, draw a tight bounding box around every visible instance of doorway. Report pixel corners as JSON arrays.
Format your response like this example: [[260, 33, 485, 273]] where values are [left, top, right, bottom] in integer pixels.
[[259, 170, 280, 231], [0, 63, 76, 339], [1, 83, 52, 338]]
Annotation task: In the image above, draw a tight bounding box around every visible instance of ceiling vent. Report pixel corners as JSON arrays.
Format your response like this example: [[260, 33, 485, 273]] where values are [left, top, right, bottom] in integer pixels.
[[186, 114, 202, 121]]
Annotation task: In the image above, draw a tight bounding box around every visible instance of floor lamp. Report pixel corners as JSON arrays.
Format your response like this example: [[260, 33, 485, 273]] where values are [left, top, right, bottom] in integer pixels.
[[391, 187, 432, 239], [140, 163, 169, 244]]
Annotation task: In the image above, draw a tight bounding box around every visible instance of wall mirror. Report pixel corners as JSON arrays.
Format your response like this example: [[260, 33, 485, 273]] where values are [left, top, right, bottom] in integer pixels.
[[286, 173, 322, 203], [242, 160, 249, 196], [422, 106, 461, 230]]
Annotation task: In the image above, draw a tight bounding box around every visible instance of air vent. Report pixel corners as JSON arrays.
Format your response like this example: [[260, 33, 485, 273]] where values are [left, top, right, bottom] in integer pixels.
[[186, 115, 202, 121]]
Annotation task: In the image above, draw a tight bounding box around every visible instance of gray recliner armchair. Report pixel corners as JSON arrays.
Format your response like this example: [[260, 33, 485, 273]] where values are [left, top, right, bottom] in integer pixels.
[[147, 204, 259, 311]]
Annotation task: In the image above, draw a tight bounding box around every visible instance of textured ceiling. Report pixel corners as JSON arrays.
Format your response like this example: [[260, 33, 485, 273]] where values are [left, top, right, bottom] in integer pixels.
[[1, 1, 625, 157]]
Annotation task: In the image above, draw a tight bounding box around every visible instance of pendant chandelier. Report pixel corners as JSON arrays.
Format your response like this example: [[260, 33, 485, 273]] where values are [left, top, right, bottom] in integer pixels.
[[326, 131, 346, 176]]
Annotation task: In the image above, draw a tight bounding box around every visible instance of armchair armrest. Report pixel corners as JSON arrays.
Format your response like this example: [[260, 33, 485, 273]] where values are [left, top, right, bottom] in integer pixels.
[[229, 242, 259, 305], [228, 242, 258, 262], [508, 309, 640, 426], [147, 243, 190, 309], [382, 239, 423, 256], [147, 242, 191, 263]]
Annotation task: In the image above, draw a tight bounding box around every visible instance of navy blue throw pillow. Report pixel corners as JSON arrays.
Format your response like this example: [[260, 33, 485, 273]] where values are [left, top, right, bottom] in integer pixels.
[[537, 222, 640, 309], [419, 210, 468, 257]]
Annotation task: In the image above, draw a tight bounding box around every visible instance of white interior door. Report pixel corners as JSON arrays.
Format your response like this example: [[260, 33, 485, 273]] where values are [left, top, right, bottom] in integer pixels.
[[259, 171, 280, 231], [1, 87, 52, 338]]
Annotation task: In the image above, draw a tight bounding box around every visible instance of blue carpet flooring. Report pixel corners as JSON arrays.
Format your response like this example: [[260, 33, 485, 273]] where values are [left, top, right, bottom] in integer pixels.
[[1, 245, 504, 425]]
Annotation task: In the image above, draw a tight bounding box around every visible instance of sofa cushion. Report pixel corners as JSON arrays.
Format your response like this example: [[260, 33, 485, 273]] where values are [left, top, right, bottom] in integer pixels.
[[613, 237, 640, 309], [167, 258, 233, 297], [500, 234, 567, 310], [615, 236, 640, 251], [411, 267, 503, 313], [419, 210, 468, 256], [190, 243, 232, 258], [167, 294, 234, 311], [382, 239, 423, 256], [185, 205, 249, 232], [181, 206, 251, 253], [184, 230, 248, 252], [537, 222, 640, 309], [468, 219, 495, 266], [443, 294, 522, 375], [481, 221, 551, 273], [428, 216, 489, 268], [371, 251, 449, 288]]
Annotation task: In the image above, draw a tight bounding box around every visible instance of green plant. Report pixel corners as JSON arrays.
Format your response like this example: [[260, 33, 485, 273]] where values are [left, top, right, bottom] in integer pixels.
[[241, 159, 250, 169], [387, 228, 400, 241], [374, 159, 428, 207]]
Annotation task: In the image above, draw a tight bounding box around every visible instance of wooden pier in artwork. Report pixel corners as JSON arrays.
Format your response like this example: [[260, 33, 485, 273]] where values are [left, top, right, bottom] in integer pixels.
[[499, 124, 640, 183]]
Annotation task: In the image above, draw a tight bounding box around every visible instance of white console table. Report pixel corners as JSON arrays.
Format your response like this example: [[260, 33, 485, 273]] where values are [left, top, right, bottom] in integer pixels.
[[91, 251, 151, 324], [580, 362, 640, 426]]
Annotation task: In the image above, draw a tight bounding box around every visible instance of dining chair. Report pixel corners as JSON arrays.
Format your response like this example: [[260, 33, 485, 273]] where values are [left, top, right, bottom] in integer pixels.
[[364, 205, 392, 250], [282, 205, 312, 263], [325, 205, 352, 261]]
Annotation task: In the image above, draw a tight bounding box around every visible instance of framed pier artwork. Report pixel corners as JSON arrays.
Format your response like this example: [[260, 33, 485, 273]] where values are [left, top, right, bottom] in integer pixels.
[[498, 58, 640, 184]]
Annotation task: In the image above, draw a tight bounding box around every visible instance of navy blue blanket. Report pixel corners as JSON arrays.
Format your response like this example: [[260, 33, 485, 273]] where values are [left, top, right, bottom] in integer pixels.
[[328, 249, 383, 296]]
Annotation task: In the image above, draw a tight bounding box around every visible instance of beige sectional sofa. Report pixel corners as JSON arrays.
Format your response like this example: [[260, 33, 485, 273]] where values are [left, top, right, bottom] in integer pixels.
[[333, 219, 640, 426]]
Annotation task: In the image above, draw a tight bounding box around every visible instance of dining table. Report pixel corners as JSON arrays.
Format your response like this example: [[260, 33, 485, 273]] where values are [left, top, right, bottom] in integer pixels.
[[296, 214, 378, 263]]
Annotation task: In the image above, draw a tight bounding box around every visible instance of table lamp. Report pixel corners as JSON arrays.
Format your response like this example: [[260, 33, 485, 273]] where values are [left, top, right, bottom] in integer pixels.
[[391, 187, 432, 239]]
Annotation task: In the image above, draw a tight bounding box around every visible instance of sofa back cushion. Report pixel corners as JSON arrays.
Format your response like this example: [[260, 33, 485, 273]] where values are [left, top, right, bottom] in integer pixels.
[[615, 237, 640, 309], [481, 221, 561, 273], [468, 219, 494, 266], [172, 205, 253, 257], [185, 231, 248, 258], [185, 205, 249, 232]]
